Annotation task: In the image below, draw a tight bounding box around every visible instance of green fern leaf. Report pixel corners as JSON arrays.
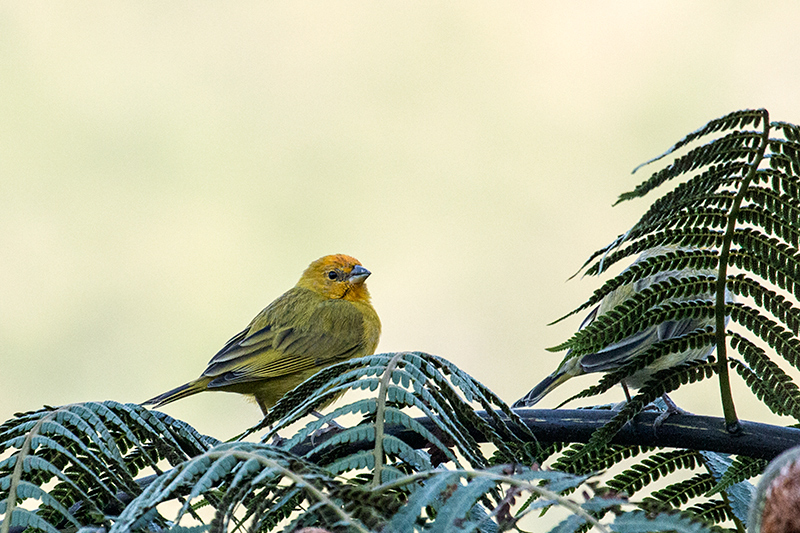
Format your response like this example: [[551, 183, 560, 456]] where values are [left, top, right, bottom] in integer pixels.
[[698, 451, 755, 525], [611, 509, 717, 533], [706, 455, 767, 499], [643, 473, 715, 508], [551, 443, 652, 476], [427, 476, 498, 533], [619, 128, 765, 204], [685, 498, 733, 525], [606, 450, 703, 498], [3, 507, 61, 533], [569, 358, 717, 463], [729, 344, 800, 420]]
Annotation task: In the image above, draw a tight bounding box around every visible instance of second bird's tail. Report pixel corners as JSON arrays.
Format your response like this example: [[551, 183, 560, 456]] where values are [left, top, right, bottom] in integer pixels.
[[141, 378, 210, 409], [512, 371, 571, 408]]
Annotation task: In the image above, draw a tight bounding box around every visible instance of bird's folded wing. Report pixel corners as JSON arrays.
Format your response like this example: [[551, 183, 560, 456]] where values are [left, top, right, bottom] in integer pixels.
[[657, 315, 710, 341], [578, 327, 660, 373], [202, 299, 366, 387], [579, 314, 712, 374]]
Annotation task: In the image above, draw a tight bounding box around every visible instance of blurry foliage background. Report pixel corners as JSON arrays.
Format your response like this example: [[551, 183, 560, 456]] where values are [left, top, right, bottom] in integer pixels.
[[2, 2, 800, 438]]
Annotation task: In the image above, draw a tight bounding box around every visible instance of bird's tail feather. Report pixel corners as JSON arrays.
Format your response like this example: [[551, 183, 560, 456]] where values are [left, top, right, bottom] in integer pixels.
[[141, 378, 209, 408], [512, 371, 571, 408]]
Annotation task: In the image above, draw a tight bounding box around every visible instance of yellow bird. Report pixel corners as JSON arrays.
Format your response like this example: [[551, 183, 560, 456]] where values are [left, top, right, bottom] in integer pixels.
[[143, 254, 381, 415], [514, 245, 724, 408]]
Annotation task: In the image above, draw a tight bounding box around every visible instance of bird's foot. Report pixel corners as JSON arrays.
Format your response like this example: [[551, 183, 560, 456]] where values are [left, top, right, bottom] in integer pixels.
[[310, 423, 342, 446], [308, 410, 344, 446], [653, 394, 691, 433], [269, 432, 287, 447], [311, 410, 344, 430]]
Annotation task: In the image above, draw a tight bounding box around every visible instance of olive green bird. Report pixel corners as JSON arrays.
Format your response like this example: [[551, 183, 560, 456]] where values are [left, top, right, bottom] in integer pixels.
[[514, 245, 726, 408], [143, 254, 381, 415]]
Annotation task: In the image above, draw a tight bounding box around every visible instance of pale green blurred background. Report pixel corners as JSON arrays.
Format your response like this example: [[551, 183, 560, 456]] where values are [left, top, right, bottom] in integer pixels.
[[2, 2, 800, 438]]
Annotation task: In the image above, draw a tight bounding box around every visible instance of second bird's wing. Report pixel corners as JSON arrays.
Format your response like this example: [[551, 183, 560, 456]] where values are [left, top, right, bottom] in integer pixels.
[[579, 268, 715, 374], [578, 312, 712, 374]]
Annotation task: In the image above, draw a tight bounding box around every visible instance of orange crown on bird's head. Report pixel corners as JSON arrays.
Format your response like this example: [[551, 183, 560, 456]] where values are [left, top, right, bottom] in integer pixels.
[[297, 254, 372, 303]]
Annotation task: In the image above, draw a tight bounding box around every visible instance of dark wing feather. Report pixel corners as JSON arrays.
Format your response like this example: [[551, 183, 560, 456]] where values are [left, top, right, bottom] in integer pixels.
[[579, 327, 660, 373], [201, 289, 366, 389], [579, 313, 711, 374]]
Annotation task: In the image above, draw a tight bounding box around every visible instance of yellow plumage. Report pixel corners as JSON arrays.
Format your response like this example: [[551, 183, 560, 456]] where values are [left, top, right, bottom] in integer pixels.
[[143, 254, 381, 415]]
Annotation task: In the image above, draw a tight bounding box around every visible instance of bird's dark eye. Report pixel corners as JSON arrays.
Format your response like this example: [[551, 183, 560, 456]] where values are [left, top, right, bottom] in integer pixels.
[[327, 271, 339, 281]]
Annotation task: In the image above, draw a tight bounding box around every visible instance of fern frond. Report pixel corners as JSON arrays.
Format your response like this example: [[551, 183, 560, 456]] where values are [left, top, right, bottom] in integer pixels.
[[644, 473, 715, 508], [744, 182, 800, 229], [729, 304, 800, 372], [567, 358, 718, 464], [558, 326, 717, 409], [108, 442, 371, 533], [610, 508, 718, 533], [606, 450, 703, 498], [631, 109, 767, 173], [383, 466, 593, 533], [737, 205, 800, 249], [551, 248, 720, 336], [0, 402, 215, 533], [728, 274, 800, 336], [732, 228, 800, 294], [632, 163, 744, 228], [579, 230, 725, 280], [254, 352, 538, 474], [772, 120, 800, 142], [565, 296, 717, 357], [705, 455, 766, 497], [685, 498, 734, 526], [697, 450, 753, 525], [729, 334, 800, 420], [768, 135, 800, 174], [549, 443, 651, 476], [620, 128, 766, 203]]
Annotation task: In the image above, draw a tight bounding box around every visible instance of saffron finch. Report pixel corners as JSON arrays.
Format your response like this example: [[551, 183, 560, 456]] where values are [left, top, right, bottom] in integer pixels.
[[143, 254, 381, 415], [514, 245, 727, 408]]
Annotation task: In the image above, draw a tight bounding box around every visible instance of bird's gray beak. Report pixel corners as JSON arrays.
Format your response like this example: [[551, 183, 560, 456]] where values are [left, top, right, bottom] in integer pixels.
[[348, 265, 371, 284]]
